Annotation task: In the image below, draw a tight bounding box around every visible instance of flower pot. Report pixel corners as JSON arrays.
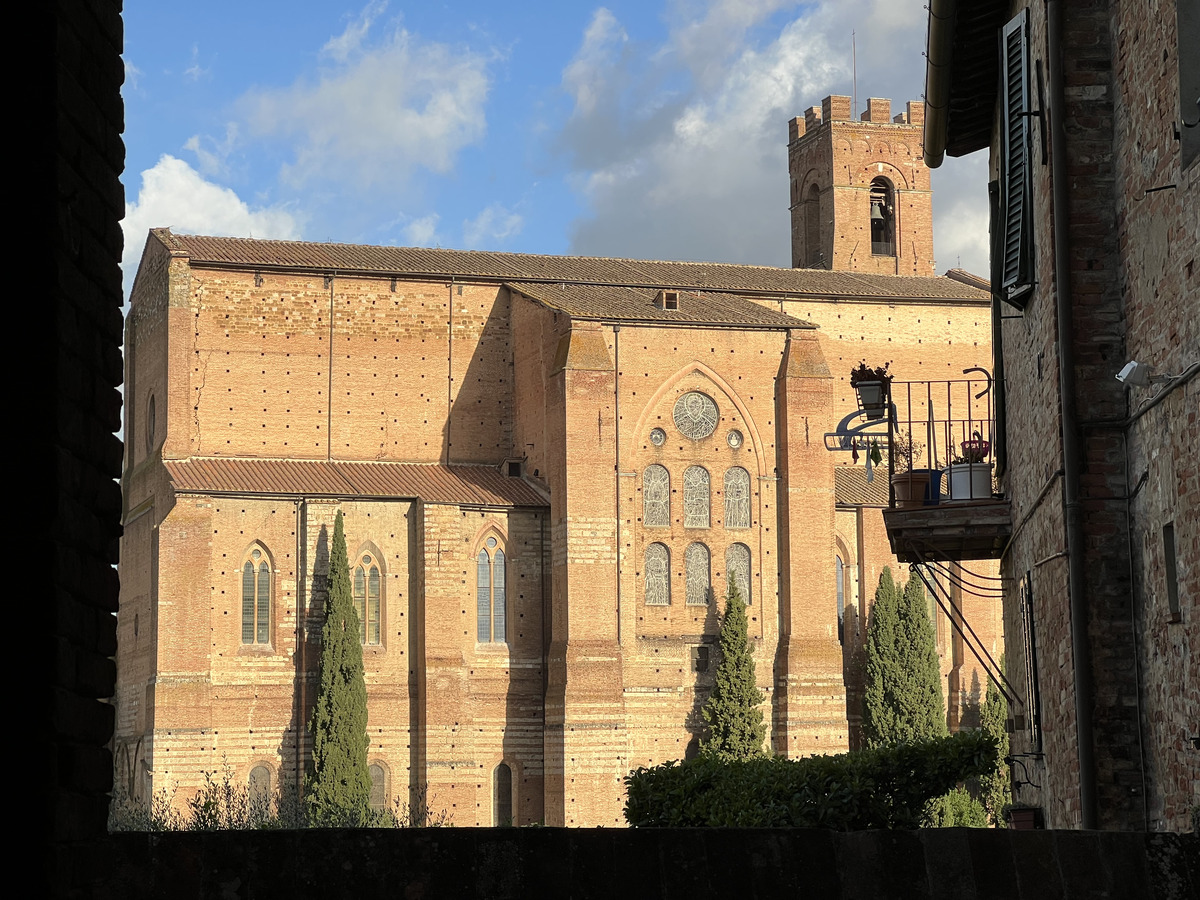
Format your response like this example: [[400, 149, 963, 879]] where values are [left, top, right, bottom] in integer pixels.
[[943, 462, 993, 502], [891, 470, 931, 509], [854, 381, 887, 419]]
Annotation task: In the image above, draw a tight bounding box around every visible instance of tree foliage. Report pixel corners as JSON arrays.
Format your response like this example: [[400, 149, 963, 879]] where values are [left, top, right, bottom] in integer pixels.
[[626, 730, 1000, 829], [700, 581, 766, 761], [862, 567, 947, 749], [977, 659, 1012, 826], [305, 511, 371, 826]]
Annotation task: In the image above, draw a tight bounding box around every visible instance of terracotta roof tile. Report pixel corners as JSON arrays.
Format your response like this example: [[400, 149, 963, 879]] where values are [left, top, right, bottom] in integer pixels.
[[835, 466, 890, 508], [164, 459, 548, 507], [157, 231, 990, 303], [508, 283, 807, 328]]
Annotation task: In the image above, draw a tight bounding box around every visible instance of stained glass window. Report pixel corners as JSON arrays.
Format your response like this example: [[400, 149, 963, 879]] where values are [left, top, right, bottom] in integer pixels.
[[726, 543, 751, 606], [477, 540, 507, 642], [724, 467, 750, 529], [353, 554, 382, 645], [241, 546, 270, 644], [643, 465, 670, 527], [685, 543, 711, 606], [673, 392, 718, 440], [684, 466, 710, 528], [645, 543, 670, 606]]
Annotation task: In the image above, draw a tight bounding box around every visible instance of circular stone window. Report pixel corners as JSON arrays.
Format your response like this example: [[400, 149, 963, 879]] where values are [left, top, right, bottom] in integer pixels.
[[673, 392, 719, 441], [727, 429, 744, 449], [649, 427, 666, 446]]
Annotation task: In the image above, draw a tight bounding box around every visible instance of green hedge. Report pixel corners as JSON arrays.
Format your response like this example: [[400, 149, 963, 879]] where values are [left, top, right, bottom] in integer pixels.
[[624, 730, 999, 829]]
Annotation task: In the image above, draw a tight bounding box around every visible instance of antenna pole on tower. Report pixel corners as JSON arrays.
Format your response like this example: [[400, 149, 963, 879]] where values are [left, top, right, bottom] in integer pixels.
[[852, 31, 857, 120]]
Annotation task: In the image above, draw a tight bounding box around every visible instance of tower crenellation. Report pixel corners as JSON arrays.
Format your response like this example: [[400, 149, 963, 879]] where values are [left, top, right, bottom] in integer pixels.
[[788, 94, 934, 275]]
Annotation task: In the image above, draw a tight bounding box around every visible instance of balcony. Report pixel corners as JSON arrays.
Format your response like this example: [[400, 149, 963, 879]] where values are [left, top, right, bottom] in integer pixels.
[[834, 371, 1012, 563]]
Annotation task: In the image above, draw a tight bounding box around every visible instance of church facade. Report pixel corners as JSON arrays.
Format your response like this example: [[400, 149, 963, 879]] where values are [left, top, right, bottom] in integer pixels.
[[116, 96, 1000, 827]]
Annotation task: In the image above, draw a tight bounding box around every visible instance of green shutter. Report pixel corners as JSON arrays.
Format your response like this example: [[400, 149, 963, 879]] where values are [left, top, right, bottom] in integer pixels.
[[999, 10, 1033, 306]]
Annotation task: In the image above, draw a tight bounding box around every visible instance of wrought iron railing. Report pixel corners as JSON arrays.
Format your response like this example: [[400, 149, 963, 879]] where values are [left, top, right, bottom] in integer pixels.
[[885, 369, 998, 507]]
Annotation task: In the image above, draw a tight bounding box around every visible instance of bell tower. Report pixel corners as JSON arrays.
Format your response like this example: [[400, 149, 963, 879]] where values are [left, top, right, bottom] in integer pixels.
[[788, 95, 935, 276]]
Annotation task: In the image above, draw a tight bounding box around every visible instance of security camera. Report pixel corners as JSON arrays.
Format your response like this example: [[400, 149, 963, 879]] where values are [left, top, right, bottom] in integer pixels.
[[1116, 360, 1152, 386]]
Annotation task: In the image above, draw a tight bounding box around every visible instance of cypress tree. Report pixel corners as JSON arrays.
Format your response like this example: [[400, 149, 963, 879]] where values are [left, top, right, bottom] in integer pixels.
[[700, 581, 767, 761], [861, 567, 947, 748], [306, 511, 371, 826]]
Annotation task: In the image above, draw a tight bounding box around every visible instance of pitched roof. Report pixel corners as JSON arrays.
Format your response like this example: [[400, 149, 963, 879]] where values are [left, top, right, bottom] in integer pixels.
[[154, 230, 990, 303], [164, 459, 549, 507], [835, 466, 890, 508], [508, 283, 807, 328]]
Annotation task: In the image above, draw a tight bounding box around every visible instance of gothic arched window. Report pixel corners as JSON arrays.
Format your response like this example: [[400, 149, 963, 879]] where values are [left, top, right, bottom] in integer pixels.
[[870, 177, 896, 256], [836, 555, 845, 644], [724, 467, 750, 529], [683, 466, 710, 528], [476, 537, 507, 643], [685, 543, 711, 606], [805, 182, 822, 267], [494, 763, 513, 826], [726, 543, 751, 606], [248, 764, 271, 808], [643, 465, 670, 527], [369, 763, 388, 809], [353, 552, 382, 645], [645, 543, 670, 606], [241, 545, 271, 644]]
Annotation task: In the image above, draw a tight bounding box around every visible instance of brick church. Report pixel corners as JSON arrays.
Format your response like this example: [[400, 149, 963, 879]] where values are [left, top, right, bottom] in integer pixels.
[[117, 95, 1001, 826]]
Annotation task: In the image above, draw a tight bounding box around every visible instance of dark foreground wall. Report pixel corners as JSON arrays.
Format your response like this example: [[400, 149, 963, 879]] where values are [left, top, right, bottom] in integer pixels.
[[104, 828, 1197, 900]]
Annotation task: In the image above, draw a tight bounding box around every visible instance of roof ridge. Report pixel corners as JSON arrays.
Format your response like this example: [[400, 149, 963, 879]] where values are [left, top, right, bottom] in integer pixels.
[[167, 230, 979, 286]]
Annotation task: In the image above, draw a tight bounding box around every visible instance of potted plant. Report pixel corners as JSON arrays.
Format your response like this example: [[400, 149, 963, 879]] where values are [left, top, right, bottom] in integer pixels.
[[944, 431, 993, 502], [889, 431, 930, 508], [850, 361, 893, 420]]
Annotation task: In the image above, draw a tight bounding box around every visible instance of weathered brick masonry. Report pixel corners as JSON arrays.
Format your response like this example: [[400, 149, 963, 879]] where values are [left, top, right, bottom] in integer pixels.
[[925, 0, 1197, 831], [117, 98, 1002, 827]]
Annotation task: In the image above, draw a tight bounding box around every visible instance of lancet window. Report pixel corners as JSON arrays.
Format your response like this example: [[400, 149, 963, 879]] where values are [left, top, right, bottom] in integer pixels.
[[726, 543, 751, 605], [241, 545, 271, 644], [476, 537, 507, 643], [683, 466, 710, 528], [685, 543, 711, 606], [724, 467, 750, 529], [643, 465, 670, 528], [645, 543, 671, 606], [353, 552, 382, 645]]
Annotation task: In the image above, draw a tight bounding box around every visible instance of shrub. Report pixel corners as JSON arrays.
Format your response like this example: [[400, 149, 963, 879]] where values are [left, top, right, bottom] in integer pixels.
[[624, 729, 999, 830]]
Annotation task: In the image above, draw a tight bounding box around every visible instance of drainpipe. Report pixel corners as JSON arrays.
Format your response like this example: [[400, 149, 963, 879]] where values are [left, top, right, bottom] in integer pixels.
[[922, 0, 957, 168], [613, 324, 622, 645], [1048, 0, 1097, 830]]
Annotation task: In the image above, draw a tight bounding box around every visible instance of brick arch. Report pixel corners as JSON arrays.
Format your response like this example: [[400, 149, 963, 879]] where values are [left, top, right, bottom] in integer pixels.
[[628, 362, 767, 479], [352, 539, 387, 576], [852, 161, 911, 190], [469, 520, 509, 557]]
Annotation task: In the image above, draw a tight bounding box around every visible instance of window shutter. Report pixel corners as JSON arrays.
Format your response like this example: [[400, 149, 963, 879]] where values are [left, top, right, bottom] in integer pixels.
[[999, 10, 1033, 306]]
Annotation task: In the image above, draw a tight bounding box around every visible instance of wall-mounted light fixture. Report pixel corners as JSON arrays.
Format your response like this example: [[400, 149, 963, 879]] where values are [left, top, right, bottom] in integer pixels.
[[1115, 360, 1172, 387]]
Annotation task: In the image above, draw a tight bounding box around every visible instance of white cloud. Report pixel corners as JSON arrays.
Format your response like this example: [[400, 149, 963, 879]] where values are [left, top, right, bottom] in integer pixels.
[[462, 203, 523, 249], [402, 214, 442, 247], [322, 0, 388, 64], [555, 0, 990, 276], [123, 58, 142, 91], [184, 44, 210, 82], [184, 123, 240, 176], [238, 5, 491, 189], [122, 155, 301, 296]]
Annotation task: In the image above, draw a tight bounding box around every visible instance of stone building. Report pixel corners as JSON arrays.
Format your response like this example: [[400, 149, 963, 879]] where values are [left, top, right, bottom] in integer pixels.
[[116, 95, 1001, 827], [915, 0, 1198, 830]]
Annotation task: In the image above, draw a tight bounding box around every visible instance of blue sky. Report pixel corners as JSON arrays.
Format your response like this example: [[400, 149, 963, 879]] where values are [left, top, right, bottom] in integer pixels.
[[121, 0, 990, 294]]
